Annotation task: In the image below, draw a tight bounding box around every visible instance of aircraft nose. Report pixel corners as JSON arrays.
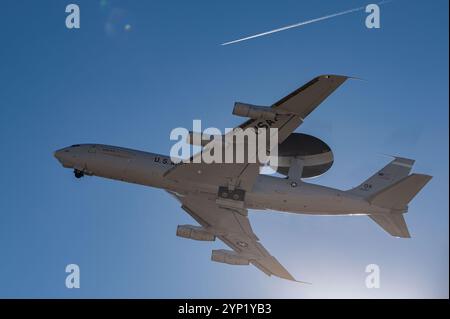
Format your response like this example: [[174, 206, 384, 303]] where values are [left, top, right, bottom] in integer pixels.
[[54, 149, 62, 159], [53, 148, 68, 163]]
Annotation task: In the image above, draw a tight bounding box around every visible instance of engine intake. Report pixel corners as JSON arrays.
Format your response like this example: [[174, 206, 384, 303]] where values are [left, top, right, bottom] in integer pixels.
[[232, 102, 278, 120], [176, 225, 216, 241], [211, 249, 250, 265]]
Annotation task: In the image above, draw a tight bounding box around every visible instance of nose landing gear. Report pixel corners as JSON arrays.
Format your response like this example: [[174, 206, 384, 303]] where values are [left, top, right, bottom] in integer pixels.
[[74, 169, 84, 178]]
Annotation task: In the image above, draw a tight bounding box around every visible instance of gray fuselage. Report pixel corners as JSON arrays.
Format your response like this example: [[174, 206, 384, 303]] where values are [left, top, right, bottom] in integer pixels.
[[54, 144, 387, 216]]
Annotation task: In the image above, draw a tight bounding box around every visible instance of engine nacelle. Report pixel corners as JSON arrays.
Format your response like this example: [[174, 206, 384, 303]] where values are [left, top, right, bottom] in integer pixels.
[[211, 249, 250, 265], [232, 102, 278, 120], [176, 225, 216, 241]]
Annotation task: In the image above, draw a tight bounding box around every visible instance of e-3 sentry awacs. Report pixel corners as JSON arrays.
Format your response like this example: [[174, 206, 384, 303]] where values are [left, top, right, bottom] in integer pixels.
[[54, 75, 432, 282]]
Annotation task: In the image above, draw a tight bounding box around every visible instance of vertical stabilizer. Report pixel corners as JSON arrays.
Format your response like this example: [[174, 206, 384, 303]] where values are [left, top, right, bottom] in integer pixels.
[[348, 157, 414, 198]]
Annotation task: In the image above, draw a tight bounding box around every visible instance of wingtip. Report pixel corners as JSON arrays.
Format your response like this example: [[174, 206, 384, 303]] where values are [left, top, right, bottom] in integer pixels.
[[318, 74, 363, 80], [348, 75, 367, 81], [276, 274, 311, 284], [317, 75, 368, 84], [295, 279, 312, 285], [318, 74, 348, 79], [275, 276, 312, 284]]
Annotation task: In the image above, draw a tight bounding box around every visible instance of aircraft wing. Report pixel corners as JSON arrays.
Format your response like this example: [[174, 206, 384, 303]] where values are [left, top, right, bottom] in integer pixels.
[[164, 75, 348, 192], [169, 191, 305, 282], [238, 74, 349, 137]]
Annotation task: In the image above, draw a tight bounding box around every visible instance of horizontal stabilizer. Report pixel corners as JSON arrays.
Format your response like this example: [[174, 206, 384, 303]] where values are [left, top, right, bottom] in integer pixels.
[[368, 214, 411, 238], [369, 174, 432, 211]]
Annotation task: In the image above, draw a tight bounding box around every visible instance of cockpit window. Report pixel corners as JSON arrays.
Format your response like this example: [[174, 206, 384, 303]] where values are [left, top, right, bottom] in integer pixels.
[[71, 144, 81, 147]]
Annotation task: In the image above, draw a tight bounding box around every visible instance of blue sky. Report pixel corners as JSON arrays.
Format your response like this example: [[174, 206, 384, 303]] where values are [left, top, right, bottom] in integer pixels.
[[0, 0, 448, 298]]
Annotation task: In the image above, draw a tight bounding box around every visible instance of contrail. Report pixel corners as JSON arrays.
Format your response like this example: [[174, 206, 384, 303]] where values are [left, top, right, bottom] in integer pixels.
[[221, 1, 389, 46]]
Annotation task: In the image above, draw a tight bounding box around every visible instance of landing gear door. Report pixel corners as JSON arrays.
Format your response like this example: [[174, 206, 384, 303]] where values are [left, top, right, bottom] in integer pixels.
[[81, 145, 97, 175]]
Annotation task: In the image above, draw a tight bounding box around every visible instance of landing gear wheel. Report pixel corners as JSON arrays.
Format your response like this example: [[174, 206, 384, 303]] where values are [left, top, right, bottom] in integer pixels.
[[74, 169, 84, 178], [290, 181, 298, 188]]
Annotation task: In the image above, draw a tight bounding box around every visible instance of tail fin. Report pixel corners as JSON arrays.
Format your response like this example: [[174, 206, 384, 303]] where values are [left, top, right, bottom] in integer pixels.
[[348, 156, 415, 198], [348, 157, 432, 238]]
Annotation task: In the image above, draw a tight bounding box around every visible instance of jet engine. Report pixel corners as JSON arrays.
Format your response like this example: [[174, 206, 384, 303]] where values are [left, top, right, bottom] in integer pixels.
[[232, 102, 279, 120], [275, 133, 334, 178], [176, 225, 216, 241], [211, 249, 250, 265]]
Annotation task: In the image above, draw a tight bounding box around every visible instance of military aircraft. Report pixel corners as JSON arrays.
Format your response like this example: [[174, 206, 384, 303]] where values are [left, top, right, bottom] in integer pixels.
[[54, 75, 432, 282]]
